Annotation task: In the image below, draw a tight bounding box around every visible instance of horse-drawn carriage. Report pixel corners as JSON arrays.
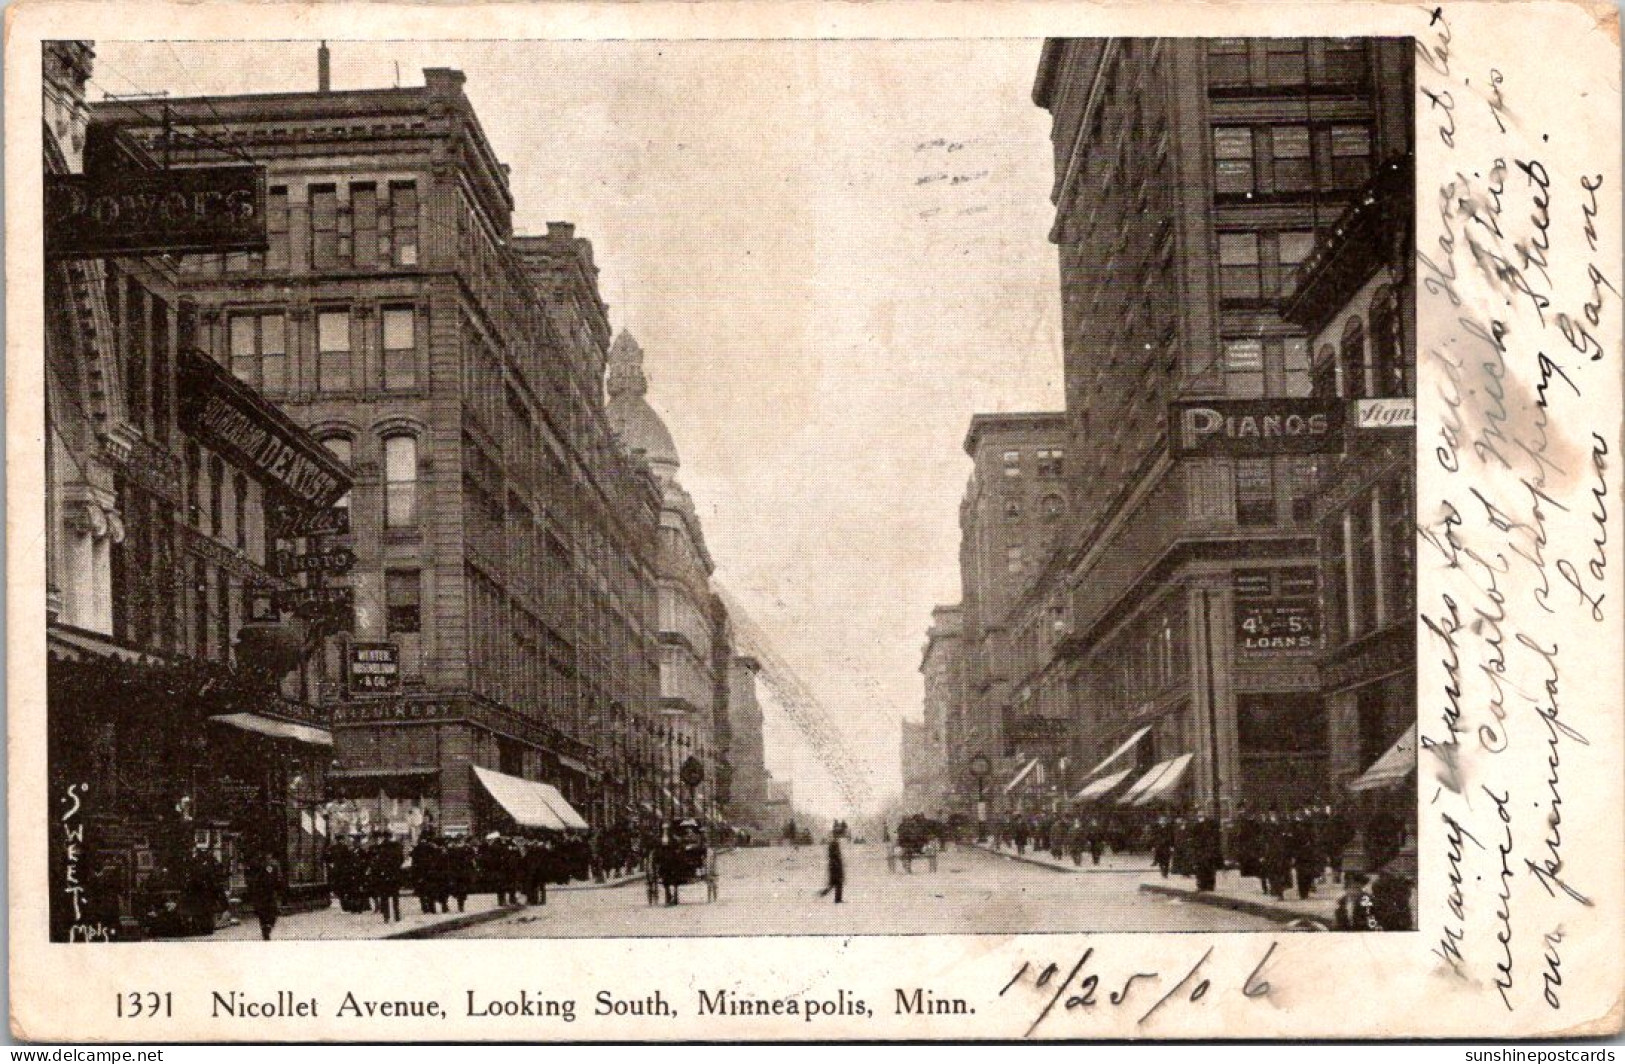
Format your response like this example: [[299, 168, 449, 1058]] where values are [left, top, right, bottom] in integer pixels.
[[887, 814, 941, 873], [646, 818, 718, 905]]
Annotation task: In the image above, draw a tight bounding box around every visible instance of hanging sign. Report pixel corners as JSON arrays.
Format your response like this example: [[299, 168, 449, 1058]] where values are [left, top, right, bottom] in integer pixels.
[[347, 642, 401, 697], [1170, 398, 1347, 457], [45, 164, 268, 259]]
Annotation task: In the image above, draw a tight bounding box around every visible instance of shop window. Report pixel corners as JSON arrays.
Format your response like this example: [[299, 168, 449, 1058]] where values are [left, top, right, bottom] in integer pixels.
[[318, 310, 352, 393], [1330, 124, 1373, 186], [1218, 232, 1261, 301], [1223, 338, 1265, 397], [1270, 126, 1312, 191], [1237, 693, 1325, 753], [382, 306, 417, 390], [1213, 127, 1254, 195], [383, 433, 418, 529], [1235, 458, 1275, 526], [386, 569, 422, 633]]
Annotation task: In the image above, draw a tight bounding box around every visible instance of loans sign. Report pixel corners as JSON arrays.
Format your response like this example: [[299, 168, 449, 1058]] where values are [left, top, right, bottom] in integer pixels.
[[45, 164, 267, 259], [1169, 398, 1346, 458], [178, 347, 351, 510]]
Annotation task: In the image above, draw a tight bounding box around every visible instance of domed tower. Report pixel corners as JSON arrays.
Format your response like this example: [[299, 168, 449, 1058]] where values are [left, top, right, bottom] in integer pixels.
[[607, 332, 680, 485]]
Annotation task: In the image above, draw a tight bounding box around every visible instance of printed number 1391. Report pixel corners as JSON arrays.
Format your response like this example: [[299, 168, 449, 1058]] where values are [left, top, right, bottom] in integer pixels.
[[117, 992, 172, 1018]]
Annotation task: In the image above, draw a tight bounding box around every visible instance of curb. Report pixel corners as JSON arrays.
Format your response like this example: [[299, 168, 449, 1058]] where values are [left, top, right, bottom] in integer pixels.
[[1137, 882, 1331, 925], [971, 844, 1147, 875], [386, 904, 525, 940]]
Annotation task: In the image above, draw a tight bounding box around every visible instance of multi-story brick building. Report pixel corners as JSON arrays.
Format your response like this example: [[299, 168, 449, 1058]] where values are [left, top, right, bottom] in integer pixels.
[[93, 65, 670, 837], [47, 42, 352, 936], [916, 604, 962, 810], [1029, 37, 1414, 813], [607, 333, 729, 818], [954, 413, 1068, 797]]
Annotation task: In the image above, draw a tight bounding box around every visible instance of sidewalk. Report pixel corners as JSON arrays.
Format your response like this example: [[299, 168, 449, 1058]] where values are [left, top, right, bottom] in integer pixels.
[[971, 841, 1152, 874], [211, 873, 644, 941], [1138, 868, 1339, 926]]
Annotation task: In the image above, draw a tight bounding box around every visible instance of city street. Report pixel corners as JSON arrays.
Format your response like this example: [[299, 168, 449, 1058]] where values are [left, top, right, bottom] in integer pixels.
[[446, 842, 1273, 938]]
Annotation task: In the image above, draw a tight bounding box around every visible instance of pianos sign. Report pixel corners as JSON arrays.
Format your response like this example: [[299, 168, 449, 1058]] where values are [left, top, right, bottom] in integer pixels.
[[1170, 398, 1346, 458]]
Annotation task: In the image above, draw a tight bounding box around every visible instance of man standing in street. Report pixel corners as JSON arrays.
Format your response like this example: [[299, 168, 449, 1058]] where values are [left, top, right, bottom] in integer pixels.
[[818, 833, 846, 903], [373, 830, 404, 922], [244, 851, 285, 941]]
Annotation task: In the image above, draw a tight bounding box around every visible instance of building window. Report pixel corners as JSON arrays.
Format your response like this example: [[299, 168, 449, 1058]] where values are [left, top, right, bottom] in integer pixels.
[[1263, 38, 1306, 84], [1004, 499, 1022, 521], [1270, 126, 1313, 192], [1313, 342, 1340, 399], [1213, 127, 1254, 195], [1350, 495, 1379, 635], [321, 436, 353, 513], [1324, 516, 1348, 646], [1041, 493, 1066, 521], [1341, 316, 1369, 398], [1276, 231, 1316, 295], [233, 472, 249, 550], [310, 184, 339, 269], [266, 186, 289, 270], [388, 181, 419, 266], [382, 306, 417, 390], [1036, 448, 1064, 478], [1330, 124, 1373, 186], [1288, 458, 1317, 522], [228, 312, 286, 392], [1235, 458, 1275, 526], [1002, 450, 1022, 477], [318, 310, 352, 393], [386, 568, 422, 633], [1223, 338, 1265, 397], [1006, 546, 1025, 574], [1284, 336, 1312, 397], [1218, 232, 1261, 300], [1384, 474, 1415, 619], [1206, 38, 1251, 87], [1369, 285, 1409, 397], [207, 455, 224, 538], [352, 183, 379, 269], [1321, 38, 1369, 85], [383, 433, 418, 528]]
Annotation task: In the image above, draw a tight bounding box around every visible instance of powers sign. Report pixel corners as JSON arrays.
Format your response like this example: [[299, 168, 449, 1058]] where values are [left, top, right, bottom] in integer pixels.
[[45, 164, 267, 259], [1170, 398, 1346, 458]]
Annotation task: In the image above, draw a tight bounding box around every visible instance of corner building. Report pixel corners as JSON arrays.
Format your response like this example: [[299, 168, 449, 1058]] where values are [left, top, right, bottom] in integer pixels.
[[1031, 38, 1413, 812], [95, 67, 667, 837]]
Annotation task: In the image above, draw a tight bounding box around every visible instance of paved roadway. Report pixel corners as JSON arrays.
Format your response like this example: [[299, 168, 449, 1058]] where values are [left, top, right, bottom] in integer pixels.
[[446, 840, 1273, 938]]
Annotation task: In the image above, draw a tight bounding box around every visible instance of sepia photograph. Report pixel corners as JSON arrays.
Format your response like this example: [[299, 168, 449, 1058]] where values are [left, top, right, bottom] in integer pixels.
[[9, 0, 1621, 1043], [40, 35, 1418, 943]]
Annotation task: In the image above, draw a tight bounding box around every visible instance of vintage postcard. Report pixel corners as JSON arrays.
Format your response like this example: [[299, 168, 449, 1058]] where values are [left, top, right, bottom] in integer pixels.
[[6, 0, 1622, 1043]]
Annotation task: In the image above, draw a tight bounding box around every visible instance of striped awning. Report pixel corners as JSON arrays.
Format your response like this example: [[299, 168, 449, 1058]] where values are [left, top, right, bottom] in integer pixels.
[[1132, 753, 1194, 805], [1348, 724, 1416, 792], [1080, 726, 1151, 781], [1073, 766, 1135, 801], [472, 766, 568, 831], [1118, 757, 1180, 805], [1003, 758, 1040, 794], [210, 712, 332, 747]]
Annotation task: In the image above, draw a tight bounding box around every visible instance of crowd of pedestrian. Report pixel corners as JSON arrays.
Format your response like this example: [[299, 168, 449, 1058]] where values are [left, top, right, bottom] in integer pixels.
[[970, 801, 1414, 931]]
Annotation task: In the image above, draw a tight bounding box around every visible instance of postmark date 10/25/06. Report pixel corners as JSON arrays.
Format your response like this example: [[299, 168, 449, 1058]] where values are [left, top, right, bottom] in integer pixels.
[[116, 992, 174, 1019]]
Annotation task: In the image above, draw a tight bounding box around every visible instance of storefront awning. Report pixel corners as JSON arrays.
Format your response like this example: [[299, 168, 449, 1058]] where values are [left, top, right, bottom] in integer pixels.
[[558, 754, 601, 781], [1080, 726, 1151, 781], [1118, 757, 1178, 805], [1348, 723, 1416, 793], [210, 712, 332, 747], [1073, 766, 1135, 801], [329, 766, 439, 780], [1003, 758, 1040, 794], [472, 765, 568, 831], [534, 781, 591, 830], [1133, 753, 1194, 806], [48, 625, 164, 665]]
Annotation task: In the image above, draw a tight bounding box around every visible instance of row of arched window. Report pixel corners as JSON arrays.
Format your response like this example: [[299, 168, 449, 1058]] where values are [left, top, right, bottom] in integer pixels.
[[316, 430, 419, 529], [1312, 283, 1409, 400]]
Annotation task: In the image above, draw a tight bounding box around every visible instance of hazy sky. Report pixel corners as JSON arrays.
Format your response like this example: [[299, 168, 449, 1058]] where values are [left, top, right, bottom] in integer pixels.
[[96, 39, 1065, 815]]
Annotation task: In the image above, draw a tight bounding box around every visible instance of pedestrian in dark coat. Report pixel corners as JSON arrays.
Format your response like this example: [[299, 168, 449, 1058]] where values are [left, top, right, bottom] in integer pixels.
[[818, 835, 846, 903], [526, 838, 550, 905], [412, 835, 442, 914], [244, 853, 285, 941], [1152, 817, 1174, 877], [1335, 872, 1381, 931], [372, 832, 404, 922], [1291, 814, 1322, 899], [1261, 814, 1292, 899], [447, 838, 474, 912], [1192, 815, 1223, 892]]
